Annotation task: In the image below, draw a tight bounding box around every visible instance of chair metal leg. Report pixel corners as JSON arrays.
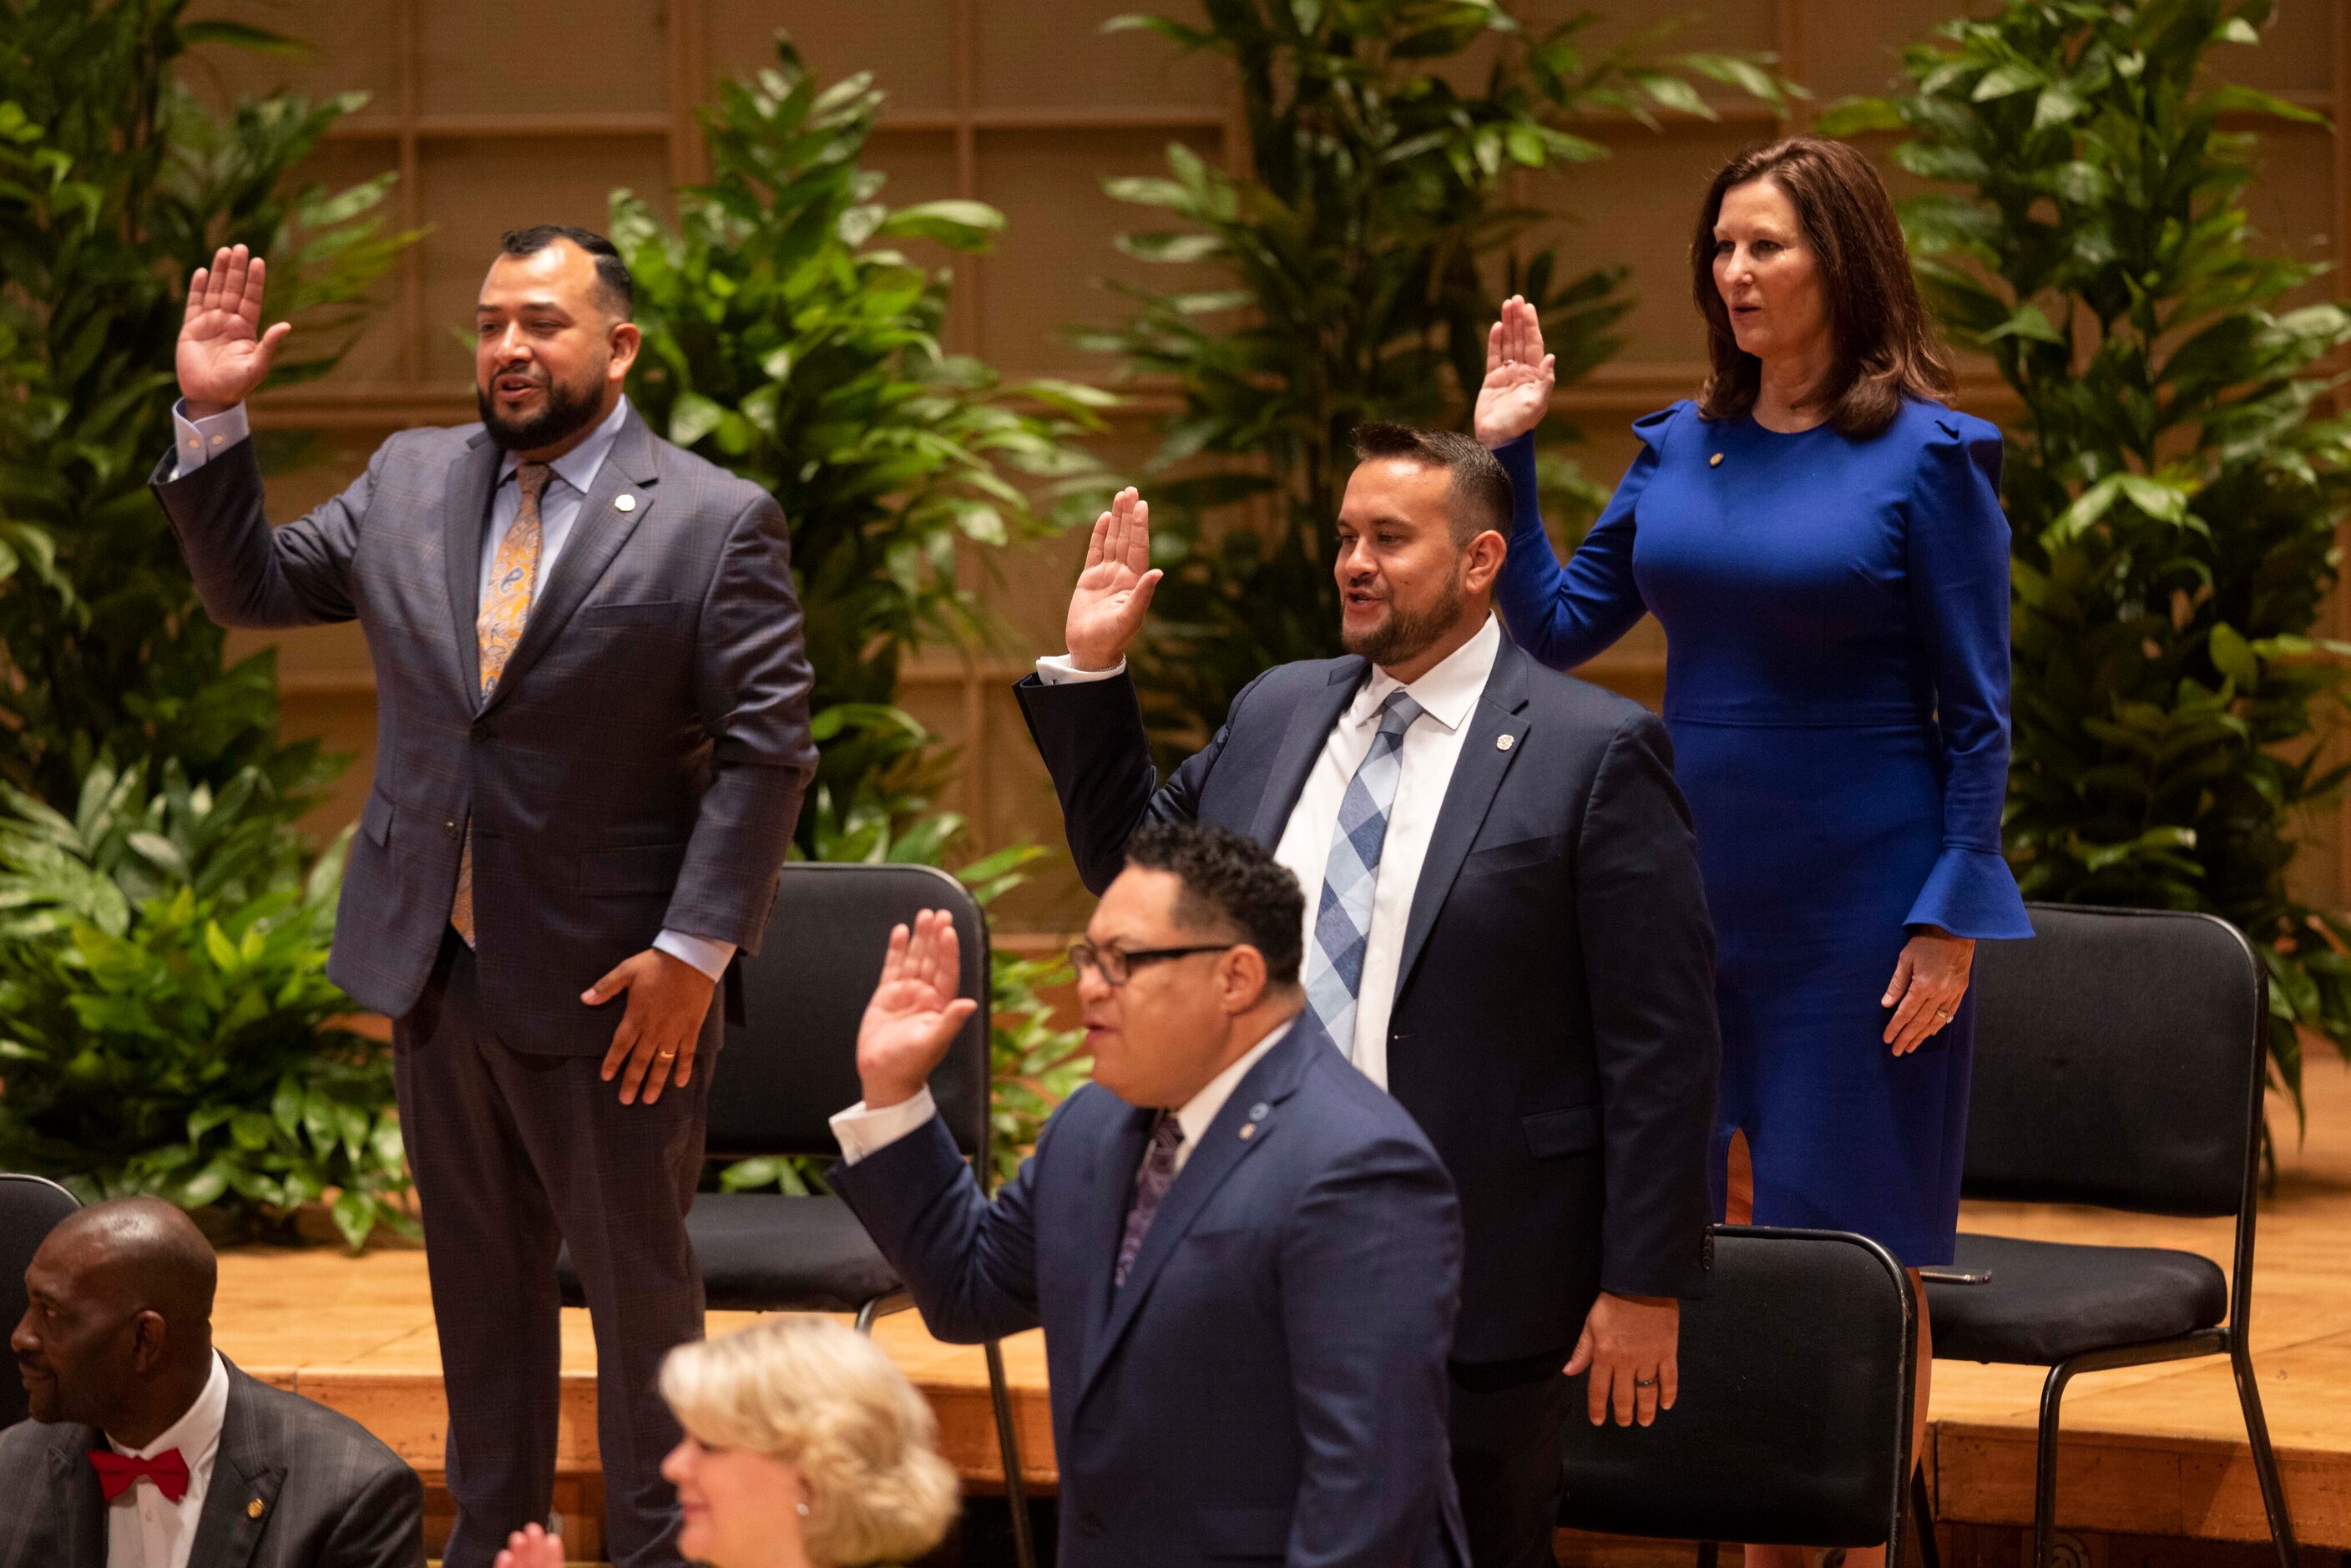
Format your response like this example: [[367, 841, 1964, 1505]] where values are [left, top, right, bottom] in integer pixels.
[[1911, 1466, 1939, 1568], [985, 1338, 1038, 1568], [2229, 1340, 2300, 1568], [2030, 1360, 2080, 1568]]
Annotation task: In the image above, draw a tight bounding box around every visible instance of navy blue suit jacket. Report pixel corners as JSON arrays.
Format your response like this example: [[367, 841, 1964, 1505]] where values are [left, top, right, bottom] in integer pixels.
[[1015, 640, 1722, 1363], [833, 1019, 1468, 1568]]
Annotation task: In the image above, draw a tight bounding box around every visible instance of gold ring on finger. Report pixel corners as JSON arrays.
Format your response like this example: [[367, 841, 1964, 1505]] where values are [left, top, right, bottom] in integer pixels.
[[656, 1049, 678, 1060]]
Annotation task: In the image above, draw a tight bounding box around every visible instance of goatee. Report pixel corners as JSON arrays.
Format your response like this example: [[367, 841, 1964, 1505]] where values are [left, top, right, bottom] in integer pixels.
[[1342, 565, 1465, 670], [478, 367, 607, 453]]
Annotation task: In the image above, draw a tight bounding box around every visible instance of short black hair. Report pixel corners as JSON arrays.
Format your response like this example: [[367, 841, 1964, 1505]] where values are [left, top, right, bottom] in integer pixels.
[[1125, 823, 1305, 989], [1352, 422, 1513, 544], [499, 225, 634, 320]]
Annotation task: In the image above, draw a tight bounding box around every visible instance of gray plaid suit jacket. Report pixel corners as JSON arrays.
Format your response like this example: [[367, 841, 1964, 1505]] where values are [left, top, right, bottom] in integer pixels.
[[0, 1359, 425, 1568], [149, 404, 817, 1053]]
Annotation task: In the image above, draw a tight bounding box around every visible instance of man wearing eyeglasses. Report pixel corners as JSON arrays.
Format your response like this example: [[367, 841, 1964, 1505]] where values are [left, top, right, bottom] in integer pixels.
[[828, 823, 1469, 1568]]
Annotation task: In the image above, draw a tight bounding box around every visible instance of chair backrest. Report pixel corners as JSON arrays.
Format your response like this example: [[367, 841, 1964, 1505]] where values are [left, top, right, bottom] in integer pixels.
[[1558, 1227, 1914, 1551], [709, 862, 991, 1167], [1964, 903, 2263, 1217], [0, 1174, 81, 1429]]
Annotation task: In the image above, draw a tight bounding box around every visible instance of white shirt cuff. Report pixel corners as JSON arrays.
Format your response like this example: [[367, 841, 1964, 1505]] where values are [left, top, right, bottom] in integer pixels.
[[654, 929, 736, 981], [169, 400, 251, 480], [830, 1087, 939, 1164], [1034, 653, 1127, 685]]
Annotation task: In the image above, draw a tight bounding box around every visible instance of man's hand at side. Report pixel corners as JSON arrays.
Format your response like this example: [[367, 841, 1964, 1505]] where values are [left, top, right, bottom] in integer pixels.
[[1565, 1291, 1681, 1428], [586, 949, 716, 1105], [179, 243, 291, 418], [1064, 486, 1161, 672], [856, 909, 979, 1110]]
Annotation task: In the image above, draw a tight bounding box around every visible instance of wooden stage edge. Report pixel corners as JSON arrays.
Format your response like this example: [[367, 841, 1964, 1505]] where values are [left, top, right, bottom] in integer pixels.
[[217, 1058, 2351, 1557]]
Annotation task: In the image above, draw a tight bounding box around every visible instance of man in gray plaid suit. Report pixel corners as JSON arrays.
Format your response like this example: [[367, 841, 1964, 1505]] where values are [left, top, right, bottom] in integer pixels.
[[149, 230, 817, 1568]]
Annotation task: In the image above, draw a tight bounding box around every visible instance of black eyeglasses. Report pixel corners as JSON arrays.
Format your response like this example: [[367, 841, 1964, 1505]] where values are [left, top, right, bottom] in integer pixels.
[[1067, 939, 1237, 987]]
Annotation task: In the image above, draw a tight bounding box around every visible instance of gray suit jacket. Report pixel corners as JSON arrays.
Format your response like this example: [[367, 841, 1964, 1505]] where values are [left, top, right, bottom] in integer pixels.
[[149, 406, 817, 1052], [0, 1360, 425, 1568]]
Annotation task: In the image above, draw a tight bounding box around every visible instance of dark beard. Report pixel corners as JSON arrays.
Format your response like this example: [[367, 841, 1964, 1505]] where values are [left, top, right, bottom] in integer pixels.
[[1342, 564, 1465, 670], [477, 366, 606, 453]]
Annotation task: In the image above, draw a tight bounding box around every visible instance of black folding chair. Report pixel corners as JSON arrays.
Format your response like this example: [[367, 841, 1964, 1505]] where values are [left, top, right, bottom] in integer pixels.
[[0, 1172, 80, 1430], [1559, 1226, 1917, 1565], [558, 862, 1034, 1568], [1919, 903, 2296, 1568]]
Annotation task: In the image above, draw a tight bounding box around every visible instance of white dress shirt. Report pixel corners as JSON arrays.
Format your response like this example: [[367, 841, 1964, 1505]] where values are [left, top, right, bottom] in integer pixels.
[[1035, 615, 1502, 1086], [168, 397, 734, 981], [832, 1019, 1295, 1176], [104, 1350, 229, 1568]]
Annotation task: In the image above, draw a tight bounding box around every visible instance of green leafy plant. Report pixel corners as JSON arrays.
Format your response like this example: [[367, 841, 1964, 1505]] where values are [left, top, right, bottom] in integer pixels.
[[1822, 0, 2351, 1109], [0, 1, 415, 1242], [0, 762, 410, 1248], [610, 37, 1100, 1184], [1083, 0, 1792, 751]]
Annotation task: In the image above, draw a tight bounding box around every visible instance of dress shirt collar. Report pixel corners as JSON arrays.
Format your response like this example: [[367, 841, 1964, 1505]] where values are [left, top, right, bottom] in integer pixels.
[[107, 1349, 229, 1468], [1170, 1016, 1295, 1150], [498, 393, 630, 495], [1353, 614, 1503, 734]]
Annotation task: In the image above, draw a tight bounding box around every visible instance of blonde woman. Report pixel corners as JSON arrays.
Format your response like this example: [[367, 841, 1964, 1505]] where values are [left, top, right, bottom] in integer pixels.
[[493, 1317, 958, 1568]]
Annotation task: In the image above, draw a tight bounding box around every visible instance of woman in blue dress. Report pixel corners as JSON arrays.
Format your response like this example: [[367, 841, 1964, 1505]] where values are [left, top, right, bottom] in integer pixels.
[[1476, 136, 2031, 1553]]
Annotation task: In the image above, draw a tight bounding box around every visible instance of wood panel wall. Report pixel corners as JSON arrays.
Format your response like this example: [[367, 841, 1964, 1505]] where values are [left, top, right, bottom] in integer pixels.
[[179, 0, 2348, 932]]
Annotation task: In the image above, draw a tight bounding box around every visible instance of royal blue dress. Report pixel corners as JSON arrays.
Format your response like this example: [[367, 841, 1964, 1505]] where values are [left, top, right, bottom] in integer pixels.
[[1492, 399, 2033, 1267]]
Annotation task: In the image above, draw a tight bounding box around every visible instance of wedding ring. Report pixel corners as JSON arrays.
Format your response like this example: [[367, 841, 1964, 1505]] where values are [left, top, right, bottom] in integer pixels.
[[656, 1049, 677, 1060], [1633, 1376, 1657, 1388], [1934, 1009, 1953, 1020]]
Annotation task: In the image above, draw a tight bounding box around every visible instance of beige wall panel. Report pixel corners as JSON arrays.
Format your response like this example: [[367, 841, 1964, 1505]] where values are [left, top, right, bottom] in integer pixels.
[[972, 0, 1226, 109], [1533, 123, 1758, 368], [417, 0, 667, 115], [2215, 0, 2333, 94], [706, 1, 960, 114], [284, 138, 412, 385], [416, 136, 673, 382], [974, 126, 1223, 377], [2241, 124, 2339, 308], [1519, 0, 1777, 57], [862, 128, 972, 342], [1804, 0, 1959, 103], [182, 0, 401, 113]]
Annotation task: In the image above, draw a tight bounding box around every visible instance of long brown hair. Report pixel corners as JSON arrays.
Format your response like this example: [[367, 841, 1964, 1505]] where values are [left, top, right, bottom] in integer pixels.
[[1691, 137, 1952, 438]]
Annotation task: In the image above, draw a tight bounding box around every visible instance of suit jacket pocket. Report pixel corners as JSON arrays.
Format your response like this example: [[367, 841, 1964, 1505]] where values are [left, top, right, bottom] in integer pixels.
[[579, 842, 689, 896], [1521, 1102, 1601, 1160], [578, 599, 690, 630], [1198, 1503, 1290, 1560], [360, 790, 395, 848], [1459, 832, 1565, 878]]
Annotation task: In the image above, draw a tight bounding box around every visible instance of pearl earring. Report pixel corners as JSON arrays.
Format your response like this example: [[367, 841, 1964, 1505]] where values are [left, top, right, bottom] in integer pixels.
[[797, 1502, 810, 1517]]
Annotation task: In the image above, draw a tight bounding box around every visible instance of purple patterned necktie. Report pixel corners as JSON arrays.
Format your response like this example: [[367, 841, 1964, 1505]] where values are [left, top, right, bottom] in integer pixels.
[[1114, 1114, 1186, 1287]]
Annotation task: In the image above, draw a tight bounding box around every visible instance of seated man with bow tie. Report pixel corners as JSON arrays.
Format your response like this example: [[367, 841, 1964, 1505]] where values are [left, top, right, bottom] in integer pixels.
[[2, 1199, 423, 1568], [832, 823, 1468, 1568]]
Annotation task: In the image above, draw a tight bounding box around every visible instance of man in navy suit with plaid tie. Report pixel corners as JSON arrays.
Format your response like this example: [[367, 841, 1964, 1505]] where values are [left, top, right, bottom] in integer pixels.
[[1012, 427, 1723, 1568], [831, 824, 1469, 1568]]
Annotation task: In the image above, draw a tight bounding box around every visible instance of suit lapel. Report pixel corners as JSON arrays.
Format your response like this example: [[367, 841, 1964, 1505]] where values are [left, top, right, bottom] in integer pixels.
[[1246, 660, 1366, 846], [1394, 642, 1530, 999], [1075, 1021, 1319, 1407], [43, 1429, 107, 1567], [443, 433, 502, 703], [479, 406, 660, 717], [1077, 1102, 1155, 1348], [186, 1367, 282, 1568]]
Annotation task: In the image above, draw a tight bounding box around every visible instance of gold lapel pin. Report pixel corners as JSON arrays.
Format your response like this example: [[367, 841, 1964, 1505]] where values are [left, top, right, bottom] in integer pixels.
[[1238, 1124, 1256, 1141], [1709, 452, 1725, 467], [246, 1499, 265, 1520], [1496, 733, 1514, 751], [614, 493, 637, 513]]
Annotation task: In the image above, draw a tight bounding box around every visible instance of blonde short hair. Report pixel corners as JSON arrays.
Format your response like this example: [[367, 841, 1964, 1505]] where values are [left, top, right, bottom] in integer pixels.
[[660, 1318, 959, 1566]]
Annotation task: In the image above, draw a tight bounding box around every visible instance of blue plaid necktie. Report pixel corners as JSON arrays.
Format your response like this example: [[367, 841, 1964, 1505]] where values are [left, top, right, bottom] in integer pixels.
[[1115, 1113, 1186, 1287], [1303, 690, 1425, 1059]]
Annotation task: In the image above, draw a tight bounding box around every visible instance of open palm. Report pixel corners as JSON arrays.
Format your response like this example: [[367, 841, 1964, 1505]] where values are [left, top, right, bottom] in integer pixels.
[[178, 244, 291, 414], [856, 910, 979, 1107], [1064, 486, 1160, 670], [1473, 294, 1557, 448]]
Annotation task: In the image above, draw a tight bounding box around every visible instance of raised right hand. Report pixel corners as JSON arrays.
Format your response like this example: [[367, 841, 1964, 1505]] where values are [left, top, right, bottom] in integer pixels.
[[1473, 294, 1557, 448], [1064, 486, 1161, 671], [855, 911, 979, 1110], [178, 244, 291, 417]]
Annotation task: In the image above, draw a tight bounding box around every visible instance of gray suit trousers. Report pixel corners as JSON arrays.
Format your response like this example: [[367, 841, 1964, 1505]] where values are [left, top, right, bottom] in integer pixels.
[[395, 929, 713, 1568]]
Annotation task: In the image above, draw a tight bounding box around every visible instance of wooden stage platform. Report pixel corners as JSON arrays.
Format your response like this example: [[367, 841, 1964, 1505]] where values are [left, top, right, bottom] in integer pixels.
[[215, 1058, 2351, 1561]]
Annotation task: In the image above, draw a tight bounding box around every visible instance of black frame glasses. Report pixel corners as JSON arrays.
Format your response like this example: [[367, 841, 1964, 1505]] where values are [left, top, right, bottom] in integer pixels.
[[1067, 940, 1237, 987]]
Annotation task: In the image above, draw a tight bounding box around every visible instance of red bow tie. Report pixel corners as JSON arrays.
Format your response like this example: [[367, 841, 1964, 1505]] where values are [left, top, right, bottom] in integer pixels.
[[88, 1448, 191, 1503]]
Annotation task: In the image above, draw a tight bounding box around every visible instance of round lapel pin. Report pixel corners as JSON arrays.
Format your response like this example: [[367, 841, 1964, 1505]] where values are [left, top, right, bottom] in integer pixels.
[[1496, 733, 1515, 751], [614, 493, 637, 513], [1709, 452, 1725, 467], [1238, 1124, 1255, 1141], [246, 1499, 265, 1520]]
